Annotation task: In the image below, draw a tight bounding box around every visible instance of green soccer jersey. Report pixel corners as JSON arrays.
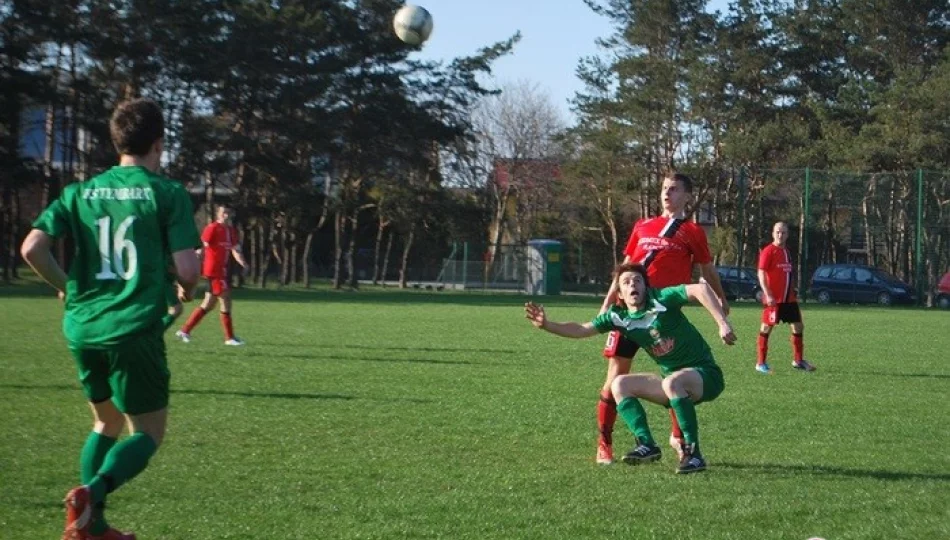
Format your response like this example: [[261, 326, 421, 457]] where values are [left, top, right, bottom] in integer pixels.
[[32, 166, 200, 347], [591, 285, 716, 377]]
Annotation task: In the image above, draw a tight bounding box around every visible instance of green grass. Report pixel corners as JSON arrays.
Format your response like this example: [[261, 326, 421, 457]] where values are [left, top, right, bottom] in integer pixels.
[[1, 282, 948, 539]]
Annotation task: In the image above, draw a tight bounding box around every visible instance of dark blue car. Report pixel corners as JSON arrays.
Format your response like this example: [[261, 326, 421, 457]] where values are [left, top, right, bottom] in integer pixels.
[[809, 264, 916, 306]]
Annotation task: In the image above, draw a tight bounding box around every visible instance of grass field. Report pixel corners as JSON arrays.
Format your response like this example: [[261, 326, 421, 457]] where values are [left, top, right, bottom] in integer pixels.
[[1, 280, 948, 540]]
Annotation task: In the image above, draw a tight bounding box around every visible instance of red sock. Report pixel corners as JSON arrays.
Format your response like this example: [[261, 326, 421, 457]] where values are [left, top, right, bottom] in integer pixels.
[[757, 332, 770, 364], [669, 408, 683, 440], [791, 332, 804, 362], [597, 390, 617, 445], [181, 307, 207, 333], [221, 312, 235, 340]]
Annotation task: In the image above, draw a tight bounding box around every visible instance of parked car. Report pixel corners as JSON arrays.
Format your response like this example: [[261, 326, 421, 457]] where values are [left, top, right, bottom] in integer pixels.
[[809, 264, 916, 306], [716, 265, 763, 302], [936, 271, 950, 309]]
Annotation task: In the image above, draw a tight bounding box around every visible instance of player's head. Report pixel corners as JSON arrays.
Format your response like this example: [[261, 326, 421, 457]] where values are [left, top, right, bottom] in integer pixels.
[[110, 98, 165, 167], [772, 221, 789, 246], [216, 204, 233, 224], [613, 262, 650, 310], [660, 172, 694, 215]]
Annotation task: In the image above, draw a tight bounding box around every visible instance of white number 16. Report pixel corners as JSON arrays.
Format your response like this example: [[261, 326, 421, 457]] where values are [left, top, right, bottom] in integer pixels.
[[95, 216, 138, 280]]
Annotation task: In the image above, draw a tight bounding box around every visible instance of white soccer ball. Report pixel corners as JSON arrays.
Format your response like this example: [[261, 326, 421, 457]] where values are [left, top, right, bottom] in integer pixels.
[[393, 5, 433, 45]]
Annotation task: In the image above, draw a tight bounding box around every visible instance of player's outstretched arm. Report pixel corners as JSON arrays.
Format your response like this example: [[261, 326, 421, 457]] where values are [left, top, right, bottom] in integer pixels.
[[684, 283, 737, 346], [20, 229, 67, 294], [525, 302, 599, 339], [172, 248, 200, 302]]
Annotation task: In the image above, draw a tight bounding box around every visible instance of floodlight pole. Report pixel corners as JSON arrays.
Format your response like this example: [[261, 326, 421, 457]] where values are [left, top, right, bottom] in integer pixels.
[[802, 167, 811, 302], [915, 168, 923, 306]]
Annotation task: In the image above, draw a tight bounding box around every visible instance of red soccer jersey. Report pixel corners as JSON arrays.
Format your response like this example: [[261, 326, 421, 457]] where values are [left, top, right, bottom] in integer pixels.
[[622, 217, 712, 288], [758, 243, 796, 303], [201, 222, 240, 278]]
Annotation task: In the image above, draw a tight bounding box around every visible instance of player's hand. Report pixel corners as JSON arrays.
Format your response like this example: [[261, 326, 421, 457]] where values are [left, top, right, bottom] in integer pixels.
[[57, 290, 66, 302], [719, 321, 737, 346], [178, 283, 196, 303], [524, 302, 547, 329], [242, 265, 250, 277], [764, 293, 775, 307]]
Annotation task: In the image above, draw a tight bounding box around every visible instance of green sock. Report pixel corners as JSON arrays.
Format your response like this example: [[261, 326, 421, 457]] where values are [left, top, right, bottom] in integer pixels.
[[162, 313, 177, 331], [87, 432, 158, 504], [81, 432, 117, 535], [670, 396, 700, 453], [617, 397, 656, 447]]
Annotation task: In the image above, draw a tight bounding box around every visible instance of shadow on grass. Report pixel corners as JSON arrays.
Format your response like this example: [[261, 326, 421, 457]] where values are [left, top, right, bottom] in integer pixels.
[[245, 343, 520, 355], [717, 461, 950, 482], [834, 370, 950, 380], [0, 383, 430, 404], [232, 350, 477, 366]]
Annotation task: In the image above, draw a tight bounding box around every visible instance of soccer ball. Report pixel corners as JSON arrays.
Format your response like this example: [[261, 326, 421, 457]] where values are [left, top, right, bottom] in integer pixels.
[[393, 5, 433, 45]]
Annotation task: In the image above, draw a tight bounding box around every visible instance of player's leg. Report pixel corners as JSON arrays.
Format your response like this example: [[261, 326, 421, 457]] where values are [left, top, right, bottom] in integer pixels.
[[610, 372, 666, 465], [178, 287, 218, 341], [787, 304, 814, 371], [663, 364, 724, 474], [596, 331, 634, 464], [80, 329, 169, 539], [218, 285, 243, 345], [757, 306, 776, 373]]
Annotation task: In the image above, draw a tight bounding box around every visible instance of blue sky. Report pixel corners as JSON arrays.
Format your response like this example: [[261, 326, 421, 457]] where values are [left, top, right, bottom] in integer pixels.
[[413, 0, 732, 123]]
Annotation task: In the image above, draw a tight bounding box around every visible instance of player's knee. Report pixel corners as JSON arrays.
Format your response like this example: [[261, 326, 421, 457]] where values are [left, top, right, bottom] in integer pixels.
[[660, 376, 680, 398], [610, 375, 628, 401], [94, 417, 125, 438]]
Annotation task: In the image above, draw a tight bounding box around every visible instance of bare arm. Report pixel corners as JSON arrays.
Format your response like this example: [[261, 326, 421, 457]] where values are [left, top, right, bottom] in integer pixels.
[[525, 302, 600, 339], [173, 249, 200, 301], [20, 229, 67, 294], [231, 245, 248, 268], [684, 283, 737, 345], [698, 262, 730, 315], [599, 255, 632, 314], [757, 269, 774, 306]]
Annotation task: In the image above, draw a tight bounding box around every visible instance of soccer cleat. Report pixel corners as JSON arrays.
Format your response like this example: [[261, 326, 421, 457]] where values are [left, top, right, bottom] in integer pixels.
[[792, 360, 816, 372], [669, 434, 686, 461], [224, 337, 245, 346], [175, 330, 191, 343], [63, 486, 92, 540], [676, 443, 706, 474], [755, 363, 772, 374], [92, 529, 137, 540], [621, 444, 662, 465], [596, 439, 614, 465]]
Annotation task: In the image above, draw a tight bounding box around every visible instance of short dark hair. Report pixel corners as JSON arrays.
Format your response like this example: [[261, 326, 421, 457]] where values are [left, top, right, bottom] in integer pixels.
[[110, 98, 164, 156], [664, 172, 694, 193], [612, 262, 650, 289]]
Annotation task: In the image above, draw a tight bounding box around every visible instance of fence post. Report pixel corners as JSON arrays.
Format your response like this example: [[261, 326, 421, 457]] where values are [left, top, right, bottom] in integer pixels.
[[802, 167, 811, 301], [915, 168, 924, 306], [462, 241, 468, 288], [737, 167, 746, 266]]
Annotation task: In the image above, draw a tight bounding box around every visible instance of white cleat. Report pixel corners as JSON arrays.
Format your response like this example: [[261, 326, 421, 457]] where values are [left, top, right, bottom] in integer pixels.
[[224, 338, 245, 346], [175, 330, 191, 343]]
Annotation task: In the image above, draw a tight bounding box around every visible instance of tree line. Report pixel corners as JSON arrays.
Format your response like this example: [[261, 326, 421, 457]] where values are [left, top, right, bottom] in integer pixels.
[[1, 0, 948, 296]]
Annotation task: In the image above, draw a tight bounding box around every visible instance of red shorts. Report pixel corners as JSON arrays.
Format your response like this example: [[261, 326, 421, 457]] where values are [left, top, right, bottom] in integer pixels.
[[762, 303, 802, 325], [206, 277, 231, 296]]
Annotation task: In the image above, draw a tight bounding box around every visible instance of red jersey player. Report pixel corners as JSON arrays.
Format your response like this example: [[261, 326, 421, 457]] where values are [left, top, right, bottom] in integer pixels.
[[595, 172, 730, 465], [756, 221, 816, 373], [176, 204, 249, 345]]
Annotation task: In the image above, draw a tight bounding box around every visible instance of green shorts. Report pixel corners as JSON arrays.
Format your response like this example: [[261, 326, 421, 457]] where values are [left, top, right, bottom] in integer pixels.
[[694, 363, 725, 404], [69, 323, 169, 415]]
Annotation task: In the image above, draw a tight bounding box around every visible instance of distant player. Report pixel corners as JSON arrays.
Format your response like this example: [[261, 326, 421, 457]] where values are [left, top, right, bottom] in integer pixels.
[[595, 172, 730, 464], [176, 204, 248, 345], [756, 221, 815, 373], [526, 263, 736, 474], [20, 97, 201, 540]]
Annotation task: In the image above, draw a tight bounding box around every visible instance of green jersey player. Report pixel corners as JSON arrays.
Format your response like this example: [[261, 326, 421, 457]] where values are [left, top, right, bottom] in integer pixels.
[[20, 98, 200, 540], [524, 262, 736, 474]]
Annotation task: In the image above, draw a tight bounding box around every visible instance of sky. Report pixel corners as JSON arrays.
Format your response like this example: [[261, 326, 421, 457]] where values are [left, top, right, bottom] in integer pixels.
[[413, 0, 732, 124]]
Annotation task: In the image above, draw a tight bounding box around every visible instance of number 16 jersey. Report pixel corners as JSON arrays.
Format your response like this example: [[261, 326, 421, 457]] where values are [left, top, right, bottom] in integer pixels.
[[32, 166, 200, 347]]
